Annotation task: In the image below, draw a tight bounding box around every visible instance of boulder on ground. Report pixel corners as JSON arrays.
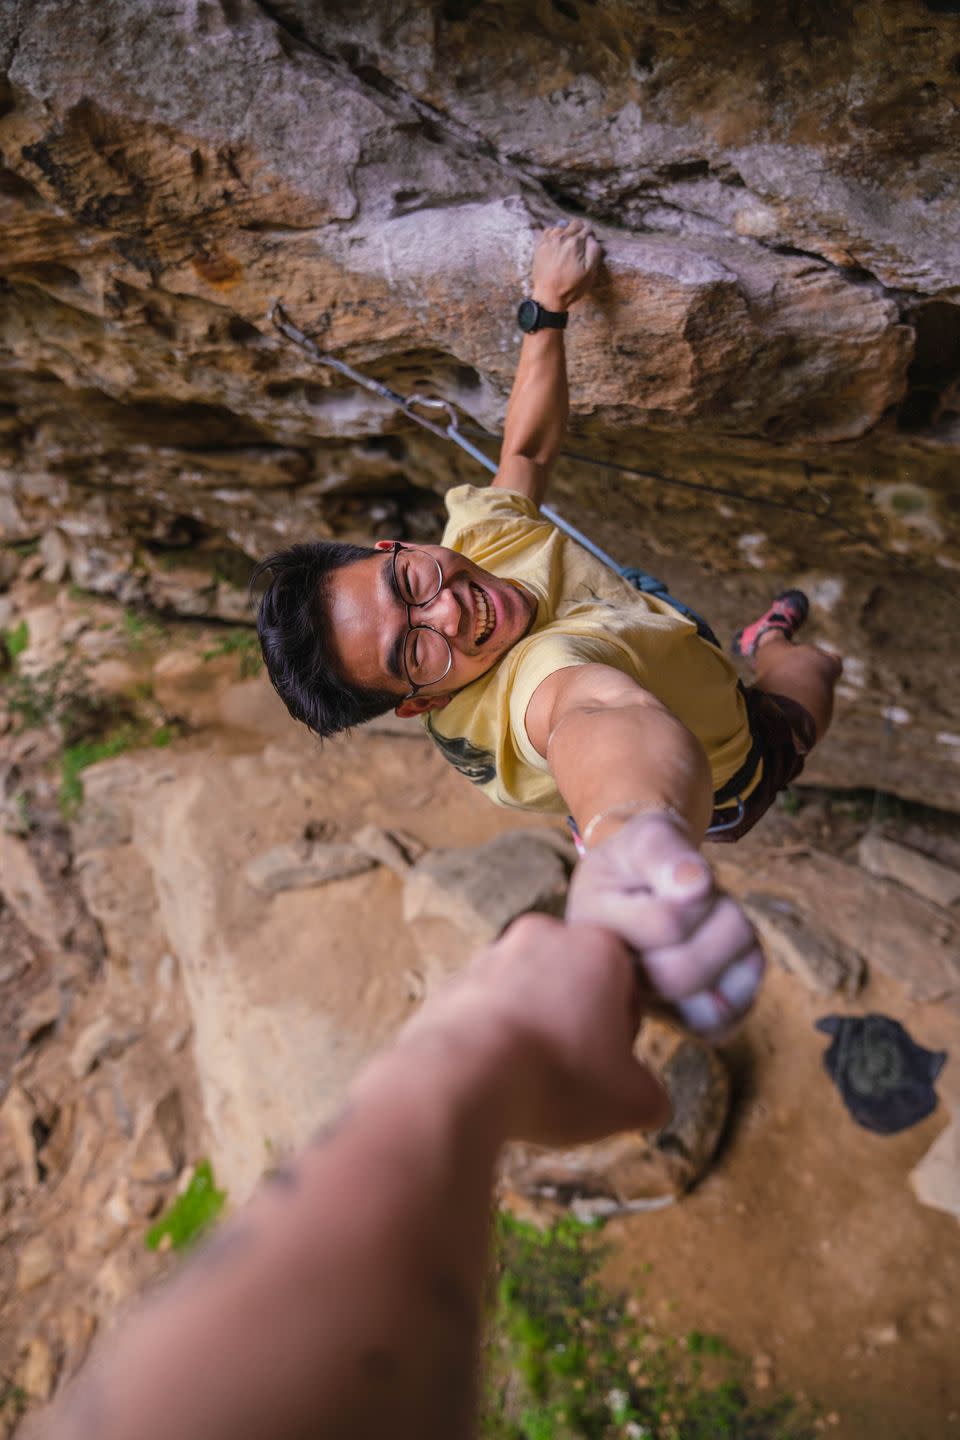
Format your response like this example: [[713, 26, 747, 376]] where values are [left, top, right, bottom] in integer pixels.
[[19, 1335, 57, 1402], [351, 824, 426, 876], [859, 833, 960, 910], [403, 830, 571, 947], [501, 1020, 730, 1214], [0, 830, 64, 953], [910, 1119, 960, 1224], [16, 1235, 57, 1294], [129, 1090, 185, 1184], [245, 839, 376, 894], [1, 1083, 42, 1190], [743, 892, 864, 996], [69, 1016, 134, 1079], [17, 983, 63, 1046]]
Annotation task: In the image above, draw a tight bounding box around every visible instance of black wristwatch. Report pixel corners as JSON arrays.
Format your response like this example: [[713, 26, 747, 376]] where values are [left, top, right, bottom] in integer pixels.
[[517, 298, 568, 333]]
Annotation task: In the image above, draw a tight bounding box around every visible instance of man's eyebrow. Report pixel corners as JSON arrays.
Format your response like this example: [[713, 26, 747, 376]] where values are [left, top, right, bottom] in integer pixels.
[[382, 555, 405, 683]]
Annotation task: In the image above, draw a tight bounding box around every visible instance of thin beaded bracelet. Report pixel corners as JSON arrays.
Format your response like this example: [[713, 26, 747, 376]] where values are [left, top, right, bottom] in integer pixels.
[[581, 801, 688, 849]]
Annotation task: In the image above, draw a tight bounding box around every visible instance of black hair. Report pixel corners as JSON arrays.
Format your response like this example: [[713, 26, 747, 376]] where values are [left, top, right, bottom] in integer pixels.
[[249, 541, 398, 740]]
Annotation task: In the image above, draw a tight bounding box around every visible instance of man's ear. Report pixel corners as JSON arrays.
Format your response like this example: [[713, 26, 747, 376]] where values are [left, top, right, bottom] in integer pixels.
[[375, 539, 399, 552], [394, 694, 452, 718]]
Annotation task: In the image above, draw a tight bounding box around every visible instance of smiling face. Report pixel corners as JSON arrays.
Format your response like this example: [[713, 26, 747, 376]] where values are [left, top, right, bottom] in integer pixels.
[[325, 541, 537, 716]]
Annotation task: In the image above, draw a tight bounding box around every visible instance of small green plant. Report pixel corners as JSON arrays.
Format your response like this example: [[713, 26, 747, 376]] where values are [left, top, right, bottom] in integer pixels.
[[2, 654, 107, 735], [59, 722, 175, 816], [2, 619, 29, 662], [482, 1213, 814, 1440], [0, 1381, 28, 1419], [777, 789, 801, 816], [202, 627, 262, 678], [686, 1330, 734, 1360], [146, 1160, 227, 1253], [122, 607, 167, 651], [60, 733, 134, 816]]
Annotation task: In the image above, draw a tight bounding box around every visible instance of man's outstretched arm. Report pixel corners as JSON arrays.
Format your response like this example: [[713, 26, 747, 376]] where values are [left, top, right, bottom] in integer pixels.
[[493, 218, 602, 507], [527, 664, 765, 1036], [527, 663, 715, 844]]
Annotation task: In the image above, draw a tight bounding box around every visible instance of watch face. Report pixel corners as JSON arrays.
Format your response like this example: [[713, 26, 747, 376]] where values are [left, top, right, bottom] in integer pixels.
[[517, 299, 539, 332]]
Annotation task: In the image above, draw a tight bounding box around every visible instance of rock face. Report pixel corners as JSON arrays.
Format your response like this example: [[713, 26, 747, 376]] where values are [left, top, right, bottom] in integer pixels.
[[1, 1, 959, 806]]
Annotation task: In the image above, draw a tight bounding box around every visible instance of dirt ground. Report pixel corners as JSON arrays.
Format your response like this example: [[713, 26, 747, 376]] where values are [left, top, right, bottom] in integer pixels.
[[603, 960, 959, 1438], [1, 585, 959, 1437]]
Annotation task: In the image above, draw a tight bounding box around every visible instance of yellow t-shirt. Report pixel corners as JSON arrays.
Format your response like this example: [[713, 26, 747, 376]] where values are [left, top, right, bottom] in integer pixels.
[[425, 485, 757, 814]]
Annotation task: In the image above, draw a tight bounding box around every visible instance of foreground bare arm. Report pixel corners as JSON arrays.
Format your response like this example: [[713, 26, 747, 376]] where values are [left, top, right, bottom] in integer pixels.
[[38, 909, 669, 1440]]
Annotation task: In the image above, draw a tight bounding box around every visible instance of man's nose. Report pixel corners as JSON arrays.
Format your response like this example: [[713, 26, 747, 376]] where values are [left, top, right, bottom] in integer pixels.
[[418, 583, 461, 638]]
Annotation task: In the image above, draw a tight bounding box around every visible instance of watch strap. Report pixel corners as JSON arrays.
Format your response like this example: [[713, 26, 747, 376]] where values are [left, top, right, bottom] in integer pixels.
[[517, 299, 569, 332]]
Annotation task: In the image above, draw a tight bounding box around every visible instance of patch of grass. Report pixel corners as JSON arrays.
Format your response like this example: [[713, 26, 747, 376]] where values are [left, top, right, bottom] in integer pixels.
[[482, 1213, 814, 1440], [2, 619, 29, 662], [0, 1382, 27, 1419], [60, 733, 134, 816], [59, 721, 176, 816], [122, 607, 167, 651], [686, 1330, 734, 1360], [202, 627, 262, 678], [1, 649, 138, 748], [2, 655, 99, 733], [146, 1160, 227, 1253]]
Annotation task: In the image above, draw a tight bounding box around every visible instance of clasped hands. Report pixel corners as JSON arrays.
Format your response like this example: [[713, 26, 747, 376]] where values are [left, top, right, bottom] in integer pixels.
[[397, 813, 764, 1150]]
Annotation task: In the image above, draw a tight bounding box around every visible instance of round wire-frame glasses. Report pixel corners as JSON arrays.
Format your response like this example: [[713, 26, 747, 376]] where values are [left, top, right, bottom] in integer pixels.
[[392, 544, 454, 698]]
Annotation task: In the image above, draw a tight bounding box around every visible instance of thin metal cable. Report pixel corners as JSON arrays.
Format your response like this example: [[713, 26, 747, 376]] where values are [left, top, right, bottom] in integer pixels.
[[268, 303, 957, 600], [458, 422, 832, 520]]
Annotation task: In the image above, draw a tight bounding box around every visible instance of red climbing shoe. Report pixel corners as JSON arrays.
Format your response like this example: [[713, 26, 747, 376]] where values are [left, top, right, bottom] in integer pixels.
[[732, 589, 809, 661]]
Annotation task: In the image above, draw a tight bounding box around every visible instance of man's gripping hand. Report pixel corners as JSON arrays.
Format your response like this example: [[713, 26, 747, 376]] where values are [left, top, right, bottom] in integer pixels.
[[532, 217, 603, 312], [566, 813, 766, 1039]]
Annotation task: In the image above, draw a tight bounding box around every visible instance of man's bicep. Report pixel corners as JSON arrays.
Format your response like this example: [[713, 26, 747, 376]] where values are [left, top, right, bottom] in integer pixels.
[[523, 663, 656, 759], [491, 454, 551, 506]]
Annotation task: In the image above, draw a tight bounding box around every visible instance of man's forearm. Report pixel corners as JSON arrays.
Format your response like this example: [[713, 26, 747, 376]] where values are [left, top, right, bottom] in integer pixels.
[[42, 1025, 515, 1440], [547, 695, 715, 846], [500, 324, 569, 468]]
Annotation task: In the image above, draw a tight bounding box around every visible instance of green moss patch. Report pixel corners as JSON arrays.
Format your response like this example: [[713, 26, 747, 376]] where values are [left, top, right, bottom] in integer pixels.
[[482, 1213, 814, 1440], [146, 1160, 227, 1253]]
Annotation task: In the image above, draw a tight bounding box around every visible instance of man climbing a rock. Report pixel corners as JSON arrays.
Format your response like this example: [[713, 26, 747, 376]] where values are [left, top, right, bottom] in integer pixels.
[[253, 218, 842, 1033]]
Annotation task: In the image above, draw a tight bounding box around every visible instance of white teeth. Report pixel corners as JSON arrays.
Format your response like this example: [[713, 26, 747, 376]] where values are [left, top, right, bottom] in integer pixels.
[[471, 582, 494, 644]]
